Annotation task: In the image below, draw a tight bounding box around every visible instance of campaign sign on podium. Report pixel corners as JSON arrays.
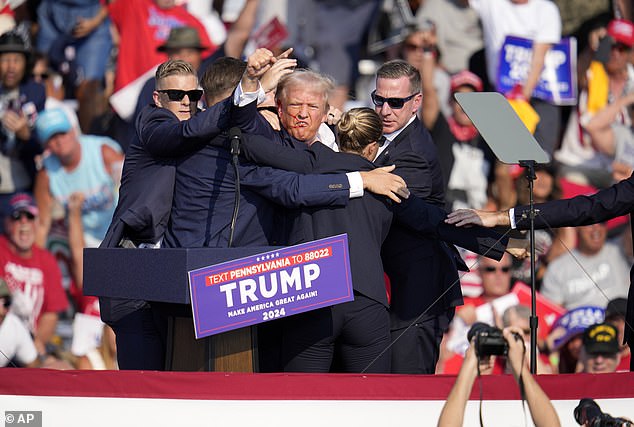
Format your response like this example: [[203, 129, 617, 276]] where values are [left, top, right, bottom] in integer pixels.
[[188, 234, 354, 338]]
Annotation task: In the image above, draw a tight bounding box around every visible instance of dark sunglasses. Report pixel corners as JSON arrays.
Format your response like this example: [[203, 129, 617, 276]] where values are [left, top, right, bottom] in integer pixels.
[[371, 90, 419, 109], [10, 211, 35, 221], [612, 42, 632, 53], [1, 297, 11, 308], [482, 266, 511, 273], [157, 89, 203, 102], [403, 43, 425, 51], [32, 72, 50, 81]]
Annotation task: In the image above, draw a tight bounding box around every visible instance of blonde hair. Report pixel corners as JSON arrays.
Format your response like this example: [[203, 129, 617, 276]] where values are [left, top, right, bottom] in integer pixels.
[[155, 59, 196, 89], [336, 107, 383, 154]]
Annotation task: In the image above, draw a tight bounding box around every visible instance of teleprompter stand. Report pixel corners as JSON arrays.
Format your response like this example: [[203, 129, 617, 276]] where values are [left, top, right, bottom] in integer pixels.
[[455, 92, 550, 374], [84, 247, 279, 372]]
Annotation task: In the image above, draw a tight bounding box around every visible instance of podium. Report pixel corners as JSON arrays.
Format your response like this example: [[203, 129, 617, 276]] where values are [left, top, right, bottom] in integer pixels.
[[83, 247, 279, 372]]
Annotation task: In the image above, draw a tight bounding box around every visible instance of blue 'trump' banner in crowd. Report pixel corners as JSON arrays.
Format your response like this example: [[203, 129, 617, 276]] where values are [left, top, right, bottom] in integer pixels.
[[188, 234, 354, 338], [497, 36, 577, 105]]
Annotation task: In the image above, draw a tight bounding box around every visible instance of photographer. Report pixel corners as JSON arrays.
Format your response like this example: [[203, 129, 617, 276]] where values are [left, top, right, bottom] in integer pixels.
[[575, 398, 633, 427], [437, 326, 560, 427]]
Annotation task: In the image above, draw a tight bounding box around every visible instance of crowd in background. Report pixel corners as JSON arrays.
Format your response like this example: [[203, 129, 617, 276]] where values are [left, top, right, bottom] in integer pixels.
[[0, 0, 632, 375]]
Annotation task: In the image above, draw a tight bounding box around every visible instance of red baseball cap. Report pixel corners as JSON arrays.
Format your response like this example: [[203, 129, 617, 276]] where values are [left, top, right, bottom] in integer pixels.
[[608, 19, 634, 47], [8, 193, 39, 218], [450, 70, 483, 93]]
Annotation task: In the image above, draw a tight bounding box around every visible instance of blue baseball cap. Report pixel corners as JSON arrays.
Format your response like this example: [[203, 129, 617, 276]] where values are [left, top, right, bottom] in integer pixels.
[[7, 192, 39, 218], [35, 108, 72, 144], [551, 306, 605, 350]]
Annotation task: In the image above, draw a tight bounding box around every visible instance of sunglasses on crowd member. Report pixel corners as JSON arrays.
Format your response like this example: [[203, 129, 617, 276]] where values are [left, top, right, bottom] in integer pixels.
[[32, 72, 50, 81], [612, 42, 633, 53], [1, 297, 11, 309], [157, 89, 203, 102], [371, 90, 419, 109], [481, 265, 511, 274], [10, 211, 35, 221], [403, 42, 427, 51]]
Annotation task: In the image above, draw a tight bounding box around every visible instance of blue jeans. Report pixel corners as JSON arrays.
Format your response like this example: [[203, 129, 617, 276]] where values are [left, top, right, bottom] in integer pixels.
[[36, 1, 112, 81]]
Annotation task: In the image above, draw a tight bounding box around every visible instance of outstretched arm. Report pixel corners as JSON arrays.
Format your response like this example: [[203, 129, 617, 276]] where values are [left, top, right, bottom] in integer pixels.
[[446, 208, 511, 228]]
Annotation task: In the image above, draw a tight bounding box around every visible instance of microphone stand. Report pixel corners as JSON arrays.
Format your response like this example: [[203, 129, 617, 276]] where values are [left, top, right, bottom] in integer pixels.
[[207, 127, 243, 372], [228, 128, 242, 248], [519, 160, 538, 374]]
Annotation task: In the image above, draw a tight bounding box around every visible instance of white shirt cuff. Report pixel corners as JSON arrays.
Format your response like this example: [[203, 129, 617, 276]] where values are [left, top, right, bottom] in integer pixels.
[[234, 80, 266, 106], [346, 172, 364, 198], [509, 208, 517, 229]]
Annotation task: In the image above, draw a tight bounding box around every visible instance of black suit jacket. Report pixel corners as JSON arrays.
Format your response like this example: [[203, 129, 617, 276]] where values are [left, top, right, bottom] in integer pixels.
[[240, 136, 507, 307], [375, 118, 445, 206], [376, 118, 466, 325], [163, 139, 352, 249], [99, 98, 253, 323], [513, 174, 634, 347]]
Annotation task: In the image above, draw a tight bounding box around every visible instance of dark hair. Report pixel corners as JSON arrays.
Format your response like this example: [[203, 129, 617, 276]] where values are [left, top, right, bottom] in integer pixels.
[[0, 31, 33, 86], [376, 59, 421, 95], [200, 57, 246, 105], [336, 108, 383, 154]]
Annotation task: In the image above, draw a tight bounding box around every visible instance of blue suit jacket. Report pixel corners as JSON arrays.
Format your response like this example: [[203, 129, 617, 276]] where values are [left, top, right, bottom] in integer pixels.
[[101, 99, 241, 247], [236, 107, 507, 321], [239, 136, 507, 306], [163, 139, 351, 249], [99, 98, 251, 322], [513, 174, 634, 347]]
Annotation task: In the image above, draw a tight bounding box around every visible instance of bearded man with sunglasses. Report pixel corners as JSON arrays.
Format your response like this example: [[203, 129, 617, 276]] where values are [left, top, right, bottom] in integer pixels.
[[0, 193, 67, 359]]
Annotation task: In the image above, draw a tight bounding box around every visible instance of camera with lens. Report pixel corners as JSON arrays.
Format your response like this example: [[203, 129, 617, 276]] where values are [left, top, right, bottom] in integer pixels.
[[574, 398, 632, 427], [468, 322, 510, 358]]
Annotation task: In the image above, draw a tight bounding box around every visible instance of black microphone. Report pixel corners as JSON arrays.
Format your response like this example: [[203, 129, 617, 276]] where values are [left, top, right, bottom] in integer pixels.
[[229, 127, 241, 157], [228, 127, 241, 248]]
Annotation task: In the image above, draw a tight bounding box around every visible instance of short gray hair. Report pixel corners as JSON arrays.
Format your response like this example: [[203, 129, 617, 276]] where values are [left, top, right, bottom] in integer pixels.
[[502, 304, 531, 327], [275, 69, 335, 112]]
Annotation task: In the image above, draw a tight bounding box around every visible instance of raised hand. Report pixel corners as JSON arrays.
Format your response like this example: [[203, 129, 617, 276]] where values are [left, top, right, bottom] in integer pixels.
[[241, 48, 276, 92], [260, 57, 297, 93]]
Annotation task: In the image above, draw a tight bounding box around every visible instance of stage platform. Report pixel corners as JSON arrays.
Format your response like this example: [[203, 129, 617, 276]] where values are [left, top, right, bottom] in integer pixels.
[[0, 369, 632, 426]]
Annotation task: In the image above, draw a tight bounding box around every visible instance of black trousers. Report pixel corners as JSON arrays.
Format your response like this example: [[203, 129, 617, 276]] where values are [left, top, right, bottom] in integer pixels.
[[280, 293, 391, 373], [110, 306, 168, 370], [390, 308, 455, 374]]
